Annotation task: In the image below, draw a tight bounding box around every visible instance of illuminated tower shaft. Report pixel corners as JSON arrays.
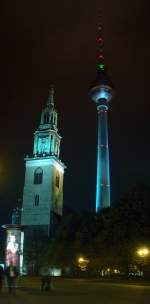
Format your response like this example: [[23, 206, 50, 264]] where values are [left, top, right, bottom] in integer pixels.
[[89, 13, 113, 212], [96, 103, 110, 212], [89, 67, 113, 212]]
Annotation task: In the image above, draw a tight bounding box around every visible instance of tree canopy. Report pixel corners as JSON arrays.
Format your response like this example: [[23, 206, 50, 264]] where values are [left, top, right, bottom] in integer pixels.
[[44, 184, 150, 274]]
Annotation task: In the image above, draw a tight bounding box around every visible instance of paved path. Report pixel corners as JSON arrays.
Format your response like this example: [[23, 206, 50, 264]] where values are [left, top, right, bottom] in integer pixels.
[[0, 278, 150, 304]]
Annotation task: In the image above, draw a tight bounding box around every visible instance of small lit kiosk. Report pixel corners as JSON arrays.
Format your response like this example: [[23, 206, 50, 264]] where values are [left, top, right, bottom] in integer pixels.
[[2, 208, 25, 274]]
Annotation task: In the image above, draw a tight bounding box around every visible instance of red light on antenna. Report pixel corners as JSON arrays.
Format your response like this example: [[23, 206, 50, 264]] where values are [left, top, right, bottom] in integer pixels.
[[99, 55, 104, 59]]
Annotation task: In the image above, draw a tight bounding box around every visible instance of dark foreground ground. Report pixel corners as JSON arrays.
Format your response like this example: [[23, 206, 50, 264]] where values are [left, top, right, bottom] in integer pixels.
[[0, 277, 150, 304]]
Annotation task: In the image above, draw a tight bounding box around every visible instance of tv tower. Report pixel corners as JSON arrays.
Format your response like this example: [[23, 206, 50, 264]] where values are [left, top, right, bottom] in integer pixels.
[[89, 14, 114, 212]]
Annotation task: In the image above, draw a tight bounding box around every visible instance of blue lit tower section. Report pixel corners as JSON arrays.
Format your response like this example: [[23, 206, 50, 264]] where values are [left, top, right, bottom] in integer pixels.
[[89, 21, 113, 212]]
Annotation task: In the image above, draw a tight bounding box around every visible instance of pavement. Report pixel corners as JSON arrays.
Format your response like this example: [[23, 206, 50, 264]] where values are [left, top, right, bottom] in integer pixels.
[[0, 277, 150, 304]]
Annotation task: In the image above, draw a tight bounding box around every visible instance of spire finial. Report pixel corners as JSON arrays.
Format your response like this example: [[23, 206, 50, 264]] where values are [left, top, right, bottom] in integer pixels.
[[97, 12, 105, 71], [47, 86, 54, 107]]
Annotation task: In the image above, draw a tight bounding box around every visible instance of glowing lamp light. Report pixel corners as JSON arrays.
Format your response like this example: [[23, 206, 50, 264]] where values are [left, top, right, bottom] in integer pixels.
[[137, 247, 149, 258], [77, 257, 90, 271], [114, 269, 120, 274], [78, 257, 84, 263]]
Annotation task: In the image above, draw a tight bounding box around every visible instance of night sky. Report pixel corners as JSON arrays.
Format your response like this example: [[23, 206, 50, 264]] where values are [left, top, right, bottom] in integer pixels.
[[0, 0, 150, 224]]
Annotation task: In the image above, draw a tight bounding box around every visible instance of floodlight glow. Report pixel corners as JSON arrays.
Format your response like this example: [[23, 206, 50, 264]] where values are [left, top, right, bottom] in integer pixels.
[[78, 257, 84, 263], [137, 247, 149, 257]]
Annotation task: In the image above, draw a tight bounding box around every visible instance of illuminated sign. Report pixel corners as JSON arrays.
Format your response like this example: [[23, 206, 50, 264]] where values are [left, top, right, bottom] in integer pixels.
[[6, 228, 24, 271]]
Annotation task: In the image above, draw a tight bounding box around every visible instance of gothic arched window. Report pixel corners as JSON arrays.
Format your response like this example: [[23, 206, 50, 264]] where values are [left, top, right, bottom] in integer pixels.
[[34, 194, 39, 206], [34, 167, 43, 184], [56, 171, 60, 188]]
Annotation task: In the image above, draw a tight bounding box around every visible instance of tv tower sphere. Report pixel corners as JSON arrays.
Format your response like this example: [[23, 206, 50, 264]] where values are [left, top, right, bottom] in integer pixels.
[[89, 63, 114, 212]]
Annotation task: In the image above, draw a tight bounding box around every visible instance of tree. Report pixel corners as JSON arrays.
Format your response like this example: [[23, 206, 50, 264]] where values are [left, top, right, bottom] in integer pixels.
[[44, 184, 150, 276]]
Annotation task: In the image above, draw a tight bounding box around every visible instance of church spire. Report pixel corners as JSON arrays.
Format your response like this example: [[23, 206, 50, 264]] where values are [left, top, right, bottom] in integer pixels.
[[39, 87, 58, 131], [33, 88, 60, 158], [47, 86, 54, 108]]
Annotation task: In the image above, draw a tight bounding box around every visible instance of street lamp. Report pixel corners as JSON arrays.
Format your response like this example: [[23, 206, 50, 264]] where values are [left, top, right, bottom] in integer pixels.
[[78, 257, 84, 263], [77, 256, 90, 271], [136, 247, 150, 277], [137, 247, 149, 258]]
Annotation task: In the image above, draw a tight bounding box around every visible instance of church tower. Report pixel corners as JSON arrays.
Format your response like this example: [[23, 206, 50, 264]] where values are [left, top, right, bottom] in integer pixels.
[[21, 88, 65, 232]]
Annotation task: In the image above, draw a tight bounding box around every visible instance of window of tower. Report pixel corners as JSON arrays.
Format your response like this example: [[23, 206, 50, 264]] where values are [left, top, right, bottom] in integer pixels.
[[34, 167, 43, 184], [56, 171, 60, 188], [44, 114, 49, 124], [50, 114, 53, 124], [49, 135, 53, 155], [34, 194, 39, 206], [55, 142, 58, 156]]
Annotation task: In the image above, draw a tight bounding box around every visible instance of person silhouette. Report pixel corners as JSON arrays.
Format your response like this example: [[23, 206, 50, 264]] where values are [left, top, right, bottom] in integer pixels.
[[6, 261, 18, 294]]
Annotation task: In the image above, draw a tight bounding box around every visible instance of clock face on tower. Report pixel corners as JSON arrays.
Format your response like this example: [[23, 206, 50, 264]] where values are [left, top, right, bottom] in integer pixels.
[[38, 136, 49, 154]]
